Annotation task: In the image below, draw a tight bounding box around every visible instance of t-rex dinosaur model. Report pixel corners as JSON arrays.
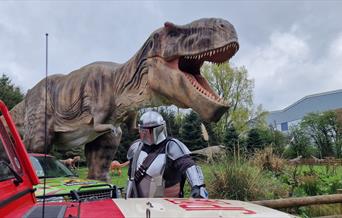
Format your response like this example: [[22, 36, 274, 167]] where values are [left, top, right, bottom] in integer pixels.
[[8, 18, 239, 181], [110, 160, 129, 176]]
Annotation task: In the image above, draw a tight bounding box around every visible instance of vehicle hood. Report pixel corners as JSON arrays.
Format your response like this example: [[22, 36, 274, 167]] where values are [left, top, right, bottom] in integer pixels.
[[34, 177, 105, 196], [110, 198, 296, 218]]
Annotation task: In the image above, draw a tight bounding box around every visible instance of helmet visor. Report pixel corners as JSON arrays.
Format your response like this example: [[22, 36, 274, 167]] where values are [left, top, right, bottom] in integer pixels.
[[139, 124, 164, 145], [139, 127, 154, 145]]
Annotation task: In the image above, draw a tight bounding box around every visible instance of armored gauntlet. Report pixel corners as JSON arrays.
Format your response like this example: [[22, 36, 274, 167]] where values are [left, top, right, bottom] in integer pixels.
[[186, 165, 208, 198]]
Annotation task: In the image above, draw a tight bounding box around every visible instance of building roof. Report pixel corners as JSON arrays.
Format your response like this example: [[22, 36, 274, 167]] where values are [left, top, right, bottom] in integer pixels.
[[267, 89, 342, 125]]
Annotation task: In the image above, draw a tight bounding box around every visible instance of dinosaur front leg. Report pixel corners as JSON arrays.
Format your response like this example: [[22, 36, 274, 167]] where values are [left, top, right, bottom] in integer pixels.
[[84, 130, 122, 182], [93, 112, 122, 140], [94, 123, 122, 141], [94, 123, 115, 132], [93, 111, 115, 132]]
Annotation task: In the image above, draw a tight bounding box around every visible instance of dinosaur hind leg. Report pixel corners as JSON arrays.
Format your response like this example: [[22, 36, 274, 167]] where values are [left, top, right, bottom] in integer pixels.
[[85, 130, 121, 182]]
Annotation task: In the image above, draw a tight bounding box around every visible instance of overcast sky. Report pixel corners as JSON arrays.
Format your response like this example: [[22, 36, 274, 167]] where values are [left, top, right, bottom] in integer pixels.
[[1, 1, 342, 111]]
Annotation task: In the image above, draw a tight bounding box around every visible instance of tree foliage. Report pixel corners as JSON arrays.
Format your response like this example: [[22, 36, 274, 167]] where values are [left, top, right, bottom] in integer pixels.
[[245, 127, 288, 154], [0, 74, 24, 109], [158, 107, 182, 138], [284, 110, 342, 159], [223, 124, 239, 152], [202, 63, 254, 132], [286, 126, 314, 158], [300, 111, 337, 158], [246, 128, 265, 152], [179, 110, 207, 151]]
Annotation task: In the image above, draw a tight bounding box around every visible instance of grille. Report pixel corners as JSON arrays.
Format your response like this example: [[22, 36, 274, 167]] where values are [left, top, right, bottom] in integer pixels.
[[36, 185, 120, 202], [77, 188, 113, 201]]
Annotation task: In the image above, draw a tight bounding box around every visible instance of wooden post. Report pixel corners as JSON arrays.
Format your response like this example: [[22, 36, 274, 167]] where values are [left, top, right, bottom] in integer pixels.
[[237, 140, 240, 162], [338, 189, 342, 214], [252, 194, 342, 209]]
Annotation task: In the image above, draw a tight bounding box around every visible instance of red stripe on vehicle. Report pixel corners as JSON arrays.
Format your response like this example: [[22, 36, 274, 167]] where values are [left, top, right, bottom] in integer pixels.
[[80, 199, 125, 218]]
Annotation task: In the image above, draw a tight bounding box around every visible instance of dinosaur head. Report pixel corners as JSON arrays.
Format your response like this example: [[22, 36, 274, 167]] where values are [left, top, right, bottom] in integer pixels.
[[133, 18, 239, 122]]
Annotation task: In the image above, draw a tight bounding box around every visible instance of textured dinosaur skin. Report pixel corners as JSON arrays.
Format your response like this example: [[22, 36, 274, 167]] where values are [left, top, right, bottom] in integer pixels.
[[9, 18, 239, 181]]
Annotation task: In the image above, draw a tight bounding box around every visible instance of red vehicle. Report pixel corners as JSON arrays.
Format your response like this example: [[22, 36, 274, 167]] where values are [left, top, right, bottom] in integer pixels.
[[0, 100, 295, 218]]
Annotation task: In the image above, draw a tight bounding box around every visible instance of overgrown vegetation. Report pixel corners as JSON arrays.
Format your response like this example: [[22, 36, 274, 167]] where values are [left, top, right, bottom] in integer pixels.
[[207, 155, 289, 201], [204, 150, 342, 217]]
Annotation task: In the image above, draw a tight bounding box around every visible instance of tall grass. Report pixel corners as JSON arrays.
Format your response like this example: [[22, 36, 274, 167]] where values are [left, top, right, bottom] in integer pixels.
[[251, 147, 286, 174], [207, 155, 289, 201]]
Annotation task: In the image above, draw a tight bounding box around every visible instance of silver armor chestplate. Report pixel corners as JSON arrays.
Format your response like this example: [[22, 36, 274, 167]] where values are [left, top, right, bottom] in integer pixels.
[[126, 139, 192, 198], [136, 152, 166, 197]]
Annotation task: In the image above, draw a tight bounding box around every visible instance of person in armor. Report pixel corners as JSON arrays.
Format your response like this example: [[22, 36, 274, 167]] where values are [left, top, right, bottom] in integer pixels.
[[126, 111, 208, 198]]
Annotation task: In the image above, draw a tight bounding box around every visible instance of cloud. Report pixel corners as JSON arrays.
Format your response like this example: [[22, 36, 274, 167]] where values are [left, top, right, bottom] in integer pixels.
[[329, 33, 342, 58], [236, 25, 342, 111], [1, 1, 342, 112]]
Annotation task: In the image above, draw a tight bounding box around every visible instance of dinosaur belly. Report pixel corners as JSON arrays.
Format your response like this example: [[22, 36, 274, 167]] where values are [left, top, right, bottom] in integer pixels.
[[54, 126, 110, 149]]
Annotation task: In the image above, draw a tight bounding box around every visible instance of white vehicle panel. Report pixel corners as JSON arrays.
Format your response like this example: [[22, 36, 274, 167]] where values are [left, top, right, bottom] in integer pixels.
[[113, 198, 295, 218]]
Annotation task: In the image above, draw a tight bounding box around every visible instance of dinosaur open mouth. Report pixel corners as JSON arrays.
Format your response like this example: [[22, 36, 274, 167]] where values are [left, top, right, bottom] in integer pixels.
[[176, 41, 239, 104]]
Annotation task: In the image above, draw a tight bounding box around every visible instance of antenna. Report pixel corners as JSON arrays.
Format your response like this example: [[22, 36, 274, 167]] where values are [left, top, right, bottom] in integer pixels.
[[42, 33, 48, 218]]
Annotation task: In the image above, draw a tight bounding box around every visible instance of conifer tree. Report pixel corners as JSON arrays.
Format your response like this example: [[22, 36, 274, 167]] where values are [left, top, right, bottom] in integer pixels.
[[179, 111, 206, 151]]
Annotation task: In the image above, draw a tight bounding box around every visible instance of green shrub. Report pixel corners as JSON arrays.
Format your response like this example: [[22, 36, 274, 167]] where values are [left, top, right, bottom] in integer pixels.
[[300, 174, 320, 196], [207, 156, 289, 201]]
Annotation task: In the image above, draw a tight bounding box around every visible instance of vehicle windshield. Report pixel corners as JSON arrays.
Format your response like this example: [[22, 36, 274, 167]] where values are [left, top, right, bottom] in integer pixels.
[[0, 116, 22, 181], [30, 155, 75, 178], [0, 140, 13, 181]]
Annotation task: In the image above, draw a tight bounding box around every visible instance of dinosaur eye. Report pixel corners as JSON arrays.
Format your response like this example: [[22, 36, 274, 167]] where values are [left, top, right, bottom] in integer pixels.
[[168, 30, 179, 37]]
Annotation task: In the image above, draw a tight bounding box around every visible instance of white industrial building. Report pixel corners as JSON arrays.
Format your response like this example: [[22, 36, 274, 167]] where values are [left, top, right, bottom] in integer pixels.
[[267, 89, 342, 132]]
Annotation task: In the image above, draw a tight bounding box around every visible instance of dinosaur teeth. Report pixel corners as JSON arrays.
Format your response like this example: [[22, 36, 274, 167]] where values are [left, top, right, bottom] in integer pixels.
[[185, 73, 223, 103]]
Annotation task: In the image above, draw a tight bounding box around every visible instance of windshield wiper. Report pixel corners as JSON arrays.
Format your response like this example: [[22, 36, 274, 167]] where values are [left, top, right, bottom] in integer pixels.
[[39, 175, 56, 179], [64, 174, 75, 177], [0, 161, 23, 186]]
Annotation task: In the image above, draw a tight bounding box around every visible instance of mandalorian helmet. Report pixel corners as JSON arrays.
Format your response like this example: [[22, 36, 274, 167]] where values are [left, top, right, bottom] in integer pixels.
[[138, 111, 167, 145]]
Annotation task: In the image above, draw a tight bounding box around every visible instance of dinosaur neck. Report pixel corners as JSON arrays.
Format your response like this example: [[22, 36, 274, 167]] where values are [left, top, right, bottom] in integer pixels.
[[113, 39, 154, 113]]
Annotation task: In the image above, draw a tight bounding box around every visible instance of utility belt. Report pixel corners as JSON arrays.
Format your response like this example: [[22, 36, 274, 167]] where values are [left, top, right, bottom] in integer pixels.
[[134, 165, 147, 184]]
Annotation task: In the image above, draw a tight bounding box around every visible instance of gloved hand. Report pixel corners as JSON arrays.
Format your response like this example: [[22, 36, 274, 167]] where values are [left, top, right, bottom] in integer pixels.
[[190, 185, 208, 198]]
